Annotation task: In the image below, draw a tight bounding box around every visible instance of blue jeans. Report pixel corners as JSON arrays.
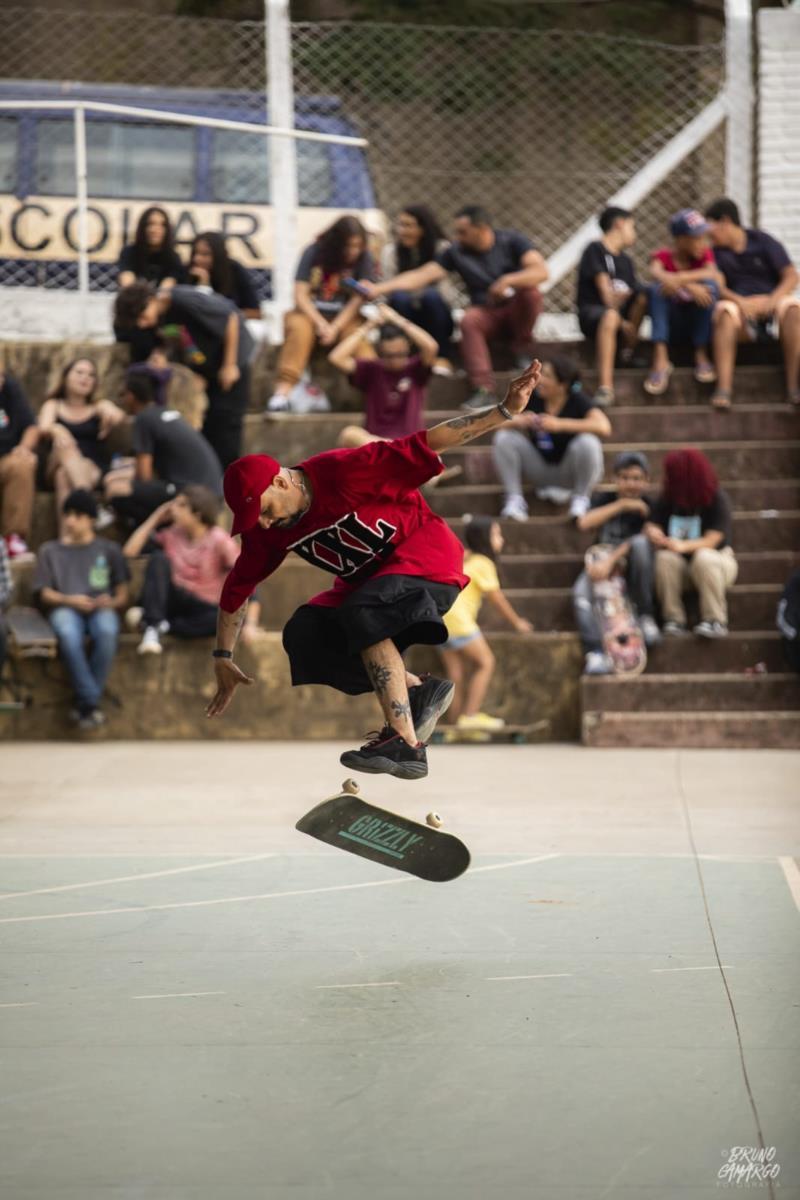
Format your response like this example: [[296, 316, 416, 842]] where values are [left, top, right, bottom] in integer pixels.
[[648, 281, 718, 349], [49, 606, 120, 714], [387, 288, 454, 358]]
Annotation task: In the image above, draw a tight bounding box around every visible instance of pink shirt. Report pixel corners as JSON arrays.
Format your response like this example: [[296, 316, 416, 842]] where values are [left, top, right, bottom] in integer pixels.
[[157, 525, 239, 606]]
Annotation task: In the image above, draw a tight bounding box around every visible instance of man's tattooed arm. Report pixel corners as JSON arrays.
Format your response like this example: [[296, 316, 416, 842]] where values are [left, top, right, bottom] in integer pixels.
[[425, 360, 542, 455]]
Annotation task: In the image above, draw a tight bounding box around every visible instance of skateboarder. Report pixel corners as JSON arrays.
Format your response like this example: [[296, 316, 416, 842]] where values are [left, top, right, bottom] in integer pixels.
[[206, 360, 543, 779]]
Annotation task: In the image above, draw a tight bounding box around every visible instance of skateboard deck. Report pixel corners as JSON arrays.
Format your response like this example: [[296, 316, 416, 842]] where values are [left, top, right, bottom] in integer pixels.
[[431, 720, 550, 745], [584, 544, 647, 676], [6, 606, 57, 659], [296, 780, 470, 883]]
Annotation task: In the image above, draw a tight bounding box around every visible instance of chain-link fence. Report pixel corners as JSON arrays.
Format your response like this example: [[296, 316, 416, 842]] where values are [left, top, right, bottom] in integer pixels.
[[0, 7, 730, 332]]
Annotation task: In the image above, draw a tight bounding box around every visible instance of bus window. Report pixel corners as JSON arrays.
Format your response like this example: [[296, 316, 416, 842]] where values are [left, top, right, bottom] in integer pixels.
[[210, 129, 333, 206], [0, 117, 17, 191], [34, 118, 195, 200]]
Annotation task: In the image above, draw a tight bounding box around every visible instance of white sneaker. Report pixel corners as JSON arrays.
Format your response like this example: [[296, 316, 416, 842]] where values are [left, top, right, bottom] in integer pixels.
[[568, 495, 590, 520], [639, 615, 662, 646], [584, 651, 614, 675], [500, 495, 529, 522], [95, 504, 116, 531], [693, 620, 728, 639], [265, 393, 290, 415], [125, 606, 144, 632], [137, 626, 163, 656], [536, 487, 571, 505]]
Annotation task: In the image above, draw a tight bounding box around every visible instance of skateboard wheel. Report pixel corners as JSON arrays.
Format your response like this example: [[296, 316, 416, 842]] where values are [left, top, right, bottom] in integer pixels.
[[426, 811, 443, 829], [342, 779, 360, 795]]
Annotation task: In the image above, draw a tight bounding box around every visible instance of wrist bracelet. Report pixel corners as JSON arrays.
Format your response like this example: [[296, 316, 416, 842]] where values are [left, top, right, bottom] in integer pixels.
[[497, 402, 513, 420], [212, 649, 233, 659]]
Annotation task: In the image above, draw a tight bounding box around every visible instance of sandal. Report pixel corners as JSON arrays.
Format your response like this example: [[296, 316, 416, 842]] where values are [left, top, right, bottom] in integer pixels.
[[711, 388, 732, 410], [643, 364, 673, 396], [694, 360, 717, 384]]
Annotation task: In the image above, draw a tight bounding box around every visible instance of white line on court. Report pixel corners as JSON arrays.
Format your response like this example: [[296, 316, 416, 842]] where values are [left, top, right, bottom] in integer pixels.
[[0, 853, 560, 925], [778, 856, 800, 913], [0, 1001, 39, 1008], [651, 965, 734, 973], [0, 853, 279, 902], [486, 973, 573, 981], [132, 991, 227, 1000], [316, 982, 401, 989]]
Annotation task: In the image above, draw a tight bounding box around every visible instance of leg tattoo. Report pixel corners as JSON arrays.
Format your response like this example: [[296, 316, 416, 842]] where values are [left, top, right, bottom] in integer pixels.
[[366, 660, 392, 693], [391, 699, 411, 720]]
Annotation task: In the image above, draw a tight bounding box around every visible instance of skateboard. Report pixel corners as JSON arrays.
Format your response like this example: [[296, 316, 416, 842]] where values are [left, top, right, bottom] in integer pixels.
[[295, 779, 470, 883], [584, 544, 646, 675], [430, 720, 550, 745], [5, 606, 57, 659]]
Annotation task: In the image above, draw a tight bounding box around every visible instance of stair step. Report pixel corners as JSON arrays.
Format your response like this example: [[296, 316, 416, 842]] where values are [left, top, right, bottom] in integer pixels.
[[582, 710, 800, 749], [497, 551, 799, 588], [482, 583, 783, 632], [581, 672, 800, 712]]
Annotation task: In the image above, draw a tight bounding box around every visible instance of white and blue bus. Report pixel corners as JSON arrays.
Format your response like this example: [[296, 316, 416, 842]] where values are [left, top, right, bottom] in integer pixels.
[[0, 80, 384, 300]]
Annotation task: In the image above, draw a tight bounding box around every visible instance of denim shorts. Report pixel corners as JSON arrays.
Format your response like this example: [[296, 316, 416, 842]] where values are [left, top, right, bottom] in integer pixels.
[[441, 629, 481, 651]]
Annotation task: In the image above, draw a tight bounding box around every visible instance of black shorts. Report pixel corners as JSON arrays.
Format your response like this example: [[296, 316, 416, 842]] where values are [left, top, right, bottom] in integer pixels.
[[282, 573, 460, 695], [578, 290, 644, 340]]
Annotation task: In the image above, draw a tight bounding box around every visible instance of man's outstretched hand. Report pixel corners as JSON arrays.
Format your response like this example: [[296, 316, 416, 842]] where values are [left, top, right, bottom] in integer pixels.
[[502, 360, 542, 415], [206, 659, 254, 719]]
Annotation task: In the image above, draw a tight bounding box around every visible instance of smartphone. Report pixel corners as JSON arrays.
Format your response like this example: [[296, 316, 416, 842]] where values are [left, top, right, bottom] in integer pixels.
[[343, 276, 373, 297]]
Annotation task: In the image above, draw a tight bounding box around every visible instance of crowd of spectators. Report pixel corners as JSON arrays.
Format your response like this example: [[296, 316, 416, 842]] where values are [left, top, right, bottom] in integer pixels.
[[0, 188, 798, 727]]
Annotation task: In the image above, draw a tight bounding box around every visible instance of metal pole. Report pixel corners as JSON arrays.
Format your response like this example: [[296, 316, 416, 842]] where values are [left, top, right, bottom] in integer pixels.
[[265, 0, 298, 339], [73, 104, 90, 337], [724, 0, 753, 225]]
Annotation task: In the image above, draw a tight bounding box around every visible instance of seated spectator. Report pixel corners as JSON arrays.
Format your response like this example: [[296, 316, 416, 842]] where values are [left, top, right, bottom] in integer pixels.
[[380, 205, 455, 372], [329, 303, 437, 447], [645, 448, 737, 638], [265, 215, 376, 413], [644, 209, 721, 396], [366, 205, 548, 409], [573, 451, 660, 676], [118, 207, 185, 290], [492, 356, 611, 522], [122, 486, 239, 656], [0, 365, 38, 559], [439, 515, 532, 731], [37, 359, 125, 534], [576, 206, 647, 407], [705, 197, 800, 408], [776, 570, 800, 674], [33, 489, 129, 730], [106, 373, 224, 531], [188, 231, 261, 319], [0, 536, 10, 683], [114, 283, 253, 470]]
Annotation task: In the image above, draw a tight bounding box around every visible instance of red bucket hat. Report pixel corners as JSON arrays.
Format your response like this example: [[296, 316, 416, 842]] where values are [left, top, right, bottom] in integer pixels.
[[224, 454, 281, 535]]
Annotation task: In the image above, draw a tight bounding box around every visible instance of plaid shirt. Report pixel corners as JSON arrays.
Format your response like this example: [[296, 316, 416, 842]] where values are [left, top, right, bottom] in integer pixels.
[[0, 539, 12, 609]]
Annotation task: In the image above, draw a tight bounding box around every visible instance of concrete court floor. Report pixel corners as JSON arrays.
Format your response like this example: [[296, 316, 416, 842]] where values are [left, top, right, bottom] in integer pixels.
[[0, 741, 798, 1200]]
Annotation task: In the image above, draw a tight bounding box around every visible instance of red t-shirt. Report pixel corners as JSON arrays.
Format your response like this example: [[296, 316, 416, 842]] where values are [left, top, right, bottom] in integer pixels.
[[351, 355, 430, 439], [220, 431, 468, 613], [651, 246, 715, 273]]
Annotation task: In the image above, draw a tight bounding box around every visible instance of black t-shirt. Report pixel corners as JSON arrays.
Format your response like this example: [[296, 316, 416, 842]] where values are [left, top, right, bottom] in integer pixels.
[[576, 240, 639, 311], [132, 406, 223, 493], [587, 489, 654, 545], [524, 388, 594, 464], [118, 244, 186, 287], [230, 259, 260, 311], [436, 229, 534, 306], [0, 374, 35, 457], [162, 286, 254, 380], [712, 229, 791, 297], [649, 488, 733, 553]]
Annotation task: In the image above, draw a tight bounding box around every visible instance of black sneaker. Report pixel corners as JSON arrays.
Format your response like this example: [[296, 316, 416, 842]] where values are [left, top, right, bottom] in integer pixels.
[[340, 727, 428, 780], [409, 674, 455, 743]]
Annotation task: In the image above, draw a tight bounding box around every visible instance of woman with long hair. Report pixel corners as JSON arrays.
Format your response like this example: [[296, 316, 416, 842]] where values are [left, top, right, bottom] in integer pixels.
[[492, 353, 611, 522], [37, 359, 125, 533], [266, 214, 376, 412], [188, 231, 261, 318], [117, 207, 184, 289], [381, 205, 455, 370], [645, 448, 738, 637], [438, 515, 532, 731]]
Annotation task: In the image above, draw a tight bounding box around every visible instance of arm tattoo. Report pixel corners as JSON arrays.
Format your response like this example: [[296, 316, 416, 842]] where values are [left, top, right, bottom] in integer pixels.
[[366, 660, 392, 693], [445, 407, 497, 443], [391, 699, 411, 719]]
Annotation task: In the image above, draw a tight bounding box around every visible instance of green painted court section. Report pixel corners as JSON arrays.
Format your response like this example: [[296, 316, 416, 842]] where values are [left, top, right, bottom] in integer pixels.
[[0, 743, 797, 1200]]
